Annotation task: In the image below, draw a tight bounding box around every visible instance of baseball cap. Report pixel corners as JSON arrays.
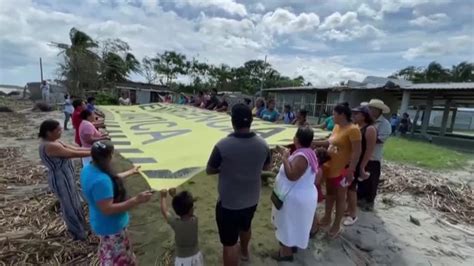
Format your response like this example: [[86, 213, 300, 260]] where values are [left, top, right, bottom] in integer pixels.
[[231, 103, 252, 126]]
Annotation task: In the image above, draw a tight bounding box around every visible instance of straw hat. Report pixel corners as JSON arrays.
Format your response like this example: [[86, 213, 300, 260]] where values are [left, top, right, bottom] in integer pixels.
[[364, 99, 390, 114]]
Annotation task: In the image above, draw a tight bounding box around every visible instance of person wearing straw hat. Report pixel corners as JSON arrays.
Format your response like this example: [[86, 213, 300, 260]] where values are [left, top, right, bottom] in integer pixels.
[[359, 99, 391, 211]]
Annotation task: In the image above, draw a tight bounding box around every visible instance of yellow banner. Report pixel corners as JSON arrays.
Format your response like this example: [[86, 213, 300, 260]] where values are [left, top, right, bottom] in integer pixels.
[[101, 103, 328, 190]]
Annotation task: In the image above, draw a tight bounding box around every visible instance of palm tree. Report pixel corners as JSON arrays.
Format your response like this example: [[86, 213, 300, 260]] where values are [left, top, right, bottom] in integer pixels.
[[451, 62, 474, 82], [425, 61, 450, 82], [52, 28, 100, 96]]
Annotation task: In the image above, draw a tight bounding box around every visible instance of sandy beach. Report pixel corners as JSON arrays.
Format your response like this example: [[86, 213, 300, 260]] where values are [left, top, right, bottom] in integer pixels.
[[1, 98, 473, 265]]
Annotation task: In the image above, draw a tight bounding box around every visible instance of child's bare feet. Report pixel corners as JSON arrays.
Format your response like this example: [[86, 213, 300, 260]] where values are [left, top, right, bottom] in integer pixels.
[[169, 188, 177, 197]]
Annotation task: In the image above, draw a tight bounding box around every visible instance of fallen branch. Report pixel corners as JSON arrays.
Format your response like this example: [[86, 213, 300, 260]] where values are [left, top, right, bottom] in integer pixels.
[[436, 218, 474, 237]]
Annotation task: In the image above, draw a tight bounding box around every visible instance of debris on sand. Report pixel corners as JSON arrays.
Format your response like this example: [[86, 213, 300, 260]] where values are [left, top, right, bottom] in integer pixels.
[[0, 147, 99, 265], [381, 162, 473, 225]]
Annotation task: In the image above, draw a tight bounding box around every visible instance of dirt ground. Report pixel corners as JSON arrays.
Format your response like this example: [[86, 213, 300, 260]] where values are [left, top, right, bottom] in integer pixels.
[[1, 98, 473, 265]]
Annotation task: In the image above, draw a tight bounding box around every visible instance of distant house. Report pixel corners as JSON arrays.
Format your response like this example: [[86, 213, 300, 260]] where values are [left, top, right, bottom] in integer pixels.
[[26, 81, 67, 104], [264, 76, 474, 138], [114, 81, 171, 104]]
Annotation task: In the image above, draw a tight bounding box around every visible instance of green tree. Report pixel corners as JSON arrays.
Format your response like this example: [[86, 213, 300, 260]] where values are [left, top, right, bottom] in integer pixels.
[[425, 61, 450, 82], [153, 51, 188, 87], [141, 56, 159, 84], [52, 27, 101, 96], [100, 39, 140, 85], [451, 61, 474, 82]]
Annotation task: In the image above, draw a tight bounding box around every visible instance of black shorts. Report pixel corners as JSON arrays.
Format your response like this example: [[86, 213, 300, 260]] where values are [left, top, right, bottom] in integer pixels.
[[215, 202, 257, 246]]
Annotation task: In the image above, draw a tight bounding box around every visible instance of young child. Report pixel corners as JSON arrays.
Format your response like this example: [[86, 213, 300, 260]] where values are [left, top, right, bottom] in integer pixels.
[[160, 188, 203, 266], [310, 148, 331, 238]]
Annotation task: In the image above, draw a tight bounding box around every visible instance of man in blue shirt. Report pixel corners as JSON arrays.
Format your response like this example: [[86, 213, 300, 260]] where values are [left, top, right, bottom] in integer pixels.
[[390, 113, 400, 136], [282, 105, 295, 124], [260, 99, 279, 122], [87, 97, 105, 118]]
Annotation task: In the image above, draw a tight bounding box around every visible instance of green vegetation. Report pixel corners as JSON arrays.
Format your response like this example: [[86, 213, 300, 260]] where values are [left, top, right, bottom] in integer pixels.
[[384, 137, 470, 170]]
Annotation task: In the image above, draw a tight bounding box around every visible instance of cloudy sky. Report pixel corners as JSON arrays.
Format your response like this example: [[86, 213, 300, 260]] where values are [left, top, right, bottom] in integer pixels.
[[0, 0, 473, 86]]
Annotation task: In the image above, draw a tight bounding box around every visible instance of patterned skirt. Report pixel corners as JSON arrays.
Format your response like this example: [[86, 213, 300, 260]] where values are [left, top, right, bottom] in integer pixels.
[[98, 228, 137, 266]]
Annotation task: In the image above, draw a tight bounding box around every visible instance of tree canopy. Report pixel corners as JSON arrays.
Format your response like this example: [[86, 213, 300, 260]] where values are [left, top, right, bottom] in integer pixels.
[[390, 61, 473, 83], [54, 28, 473, 97]]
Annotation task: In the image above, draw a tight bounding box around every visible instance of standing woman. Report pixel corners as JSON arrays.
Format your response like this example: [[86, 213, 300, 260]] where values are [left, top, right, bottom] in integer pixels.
[[63, 94, 74, 130], [271, 127, 319, 262], [313, 103, 361, 238], [292, 109, 310, 127], [38, 119, 91, 240], [79, 109, 109, 166], [344, 106, 377, 226], [252, 98, 266, 118], [81, 141, 153, 265]]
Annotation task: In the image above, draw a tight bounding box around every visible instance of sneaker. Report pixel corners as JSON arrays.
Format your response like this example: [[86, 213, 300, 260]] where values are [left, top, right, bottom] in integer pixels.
[[343, 216, 358, 226]]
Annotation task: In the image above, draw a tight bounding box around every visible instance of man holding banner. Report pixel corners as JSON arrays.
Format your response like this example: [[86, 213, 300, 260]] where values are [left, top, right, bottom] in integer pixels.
[[207, 103, 272, 266]]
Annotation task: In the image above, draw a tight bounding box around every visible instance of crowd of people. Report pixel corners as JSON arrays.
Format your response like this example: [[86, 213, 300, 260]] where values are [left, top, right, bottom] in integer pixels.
[[38, 92, 393, 265]]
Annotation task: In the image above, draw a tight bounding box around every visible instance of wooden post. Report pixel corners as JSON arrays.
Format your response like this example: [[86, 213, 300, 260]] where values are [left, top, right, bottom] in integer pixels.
[[439, 99, 452, 136], [400, 90, 410, 114], [411, 106, 421, 135], [313, 92, 318, 118], [449, 108, 458, 133], [39, 57, 43, 82], [421, 95, 434, 135], [338, 90, 347, 103]]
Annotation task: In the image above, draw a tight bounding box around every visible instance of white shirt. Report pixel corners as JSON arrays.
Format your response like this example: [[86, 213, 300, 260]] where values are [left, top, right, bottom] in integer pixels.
[[371, 115, 391, 161], [119, 97, 130, 105], [41, 84, 50, 94]]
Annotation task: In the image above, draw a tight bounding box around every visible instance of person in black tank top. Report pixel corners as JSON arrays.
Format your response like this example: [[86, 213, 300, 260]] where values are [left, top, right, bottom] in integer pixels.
[[344, 106, 377, 226]]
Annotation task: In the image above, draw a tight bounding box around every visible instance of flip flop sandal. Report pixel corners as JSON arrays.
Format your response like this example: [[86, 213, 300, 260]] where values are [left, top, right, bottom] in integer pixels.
[[343, 216, 358, 226]]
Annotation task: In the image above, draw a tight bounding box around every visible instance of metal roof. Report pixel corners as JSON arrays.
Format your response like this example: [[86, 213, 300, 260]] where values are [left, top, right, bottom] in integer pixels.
[[403, 82, 474, 90], [263, 85, 345, 92]]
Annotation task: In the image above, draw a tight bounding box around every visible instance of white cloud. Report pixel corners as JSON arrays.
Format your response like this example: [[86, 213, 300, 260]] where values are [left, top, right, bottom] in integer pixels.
[[261, 8, 320, 35], [178, 0, 247, 16], [319, 11, 359, 30], [357, 3, 382, 20], [254, 3, 266, 12], [271, 56, 368, 85], [321, 24, 384, 42], [409, 13, 450, 27], [376, 0, 451, 13], [403, 35, 473, 60]]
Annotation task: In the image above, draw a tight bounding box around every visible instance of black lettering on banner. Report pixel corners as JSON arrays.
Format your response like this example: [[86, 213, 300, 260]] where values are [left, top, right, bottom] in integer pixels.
[[115, 148, 144, 154], [143, 167, 202, 179], [128, 157, 158, 164], [137, 129, 191, 144], [130, 121, 177, 131], [125, 117, 165, 124], [253, 127, 285, 139], [139, 104, 157, 111]]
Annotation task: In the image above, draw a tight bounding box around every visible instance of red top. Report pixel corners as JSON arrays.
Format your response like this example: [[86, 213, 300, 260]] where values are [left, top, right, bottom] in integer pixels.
[[72, 107, 83, 146]]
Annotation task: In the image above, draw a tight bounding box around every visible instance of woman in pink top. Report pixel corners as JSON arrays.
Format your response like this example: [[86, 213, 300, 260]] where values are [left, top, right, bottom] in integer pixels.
[[79, 109, 109, 166]]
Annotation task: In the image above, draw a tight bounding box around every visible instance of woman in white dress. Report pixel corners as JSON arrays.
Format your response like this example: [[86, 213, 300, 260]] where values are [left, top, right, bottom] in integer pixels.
[[272, 127, 319, 262]]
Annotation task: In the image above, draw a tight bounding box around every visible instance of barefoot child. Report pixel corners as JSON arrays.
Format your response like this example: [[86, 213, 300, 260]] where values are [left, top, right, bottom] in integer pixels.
[[310, 148, 331, 237], [160, 188, 203, 266]]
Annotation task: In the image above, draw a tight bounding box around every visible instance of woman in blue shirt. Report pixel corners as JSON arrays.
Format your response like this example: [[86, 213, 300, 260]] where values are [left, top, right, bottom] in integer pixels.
[[261, 99, 280, 122], [81, 141, 153, 265]]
